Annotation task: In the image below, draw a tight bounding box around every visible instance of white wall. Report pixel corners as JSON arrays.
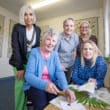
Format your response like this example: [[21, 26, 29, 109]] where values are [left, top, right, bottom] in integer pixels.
[[0, 6, 18, 78], [38, 8, 110, 87], [37, 8, 105, 54], [0, 7, 105, 78], [103, 0, 110, 57]]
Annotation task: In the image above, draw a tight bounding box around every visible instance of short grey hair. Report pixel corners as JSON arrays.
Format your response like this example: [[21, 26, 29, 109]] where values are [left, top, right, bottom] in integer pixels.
[[41, 28, 59, 41], [63, 18, 74, 26], [19, 5, 36, 25]]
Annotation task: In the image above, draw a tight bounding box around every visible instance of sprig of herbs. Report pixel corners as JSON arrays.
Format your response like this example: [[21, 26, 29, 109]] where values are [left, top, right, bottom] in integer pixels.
[[70, 87, 110, 109]]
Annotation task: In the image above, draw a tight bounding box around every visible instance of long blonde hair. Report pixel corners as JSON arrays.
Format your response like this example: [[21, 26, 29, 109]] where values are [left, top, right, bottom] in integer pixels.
[[81, 40, 102, 67]]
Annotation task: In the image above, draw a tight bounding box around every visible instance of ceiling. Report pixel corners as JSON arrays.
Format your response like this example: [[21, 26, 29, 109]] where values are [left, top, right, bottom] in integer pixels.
[[0, 0, 103, 21]]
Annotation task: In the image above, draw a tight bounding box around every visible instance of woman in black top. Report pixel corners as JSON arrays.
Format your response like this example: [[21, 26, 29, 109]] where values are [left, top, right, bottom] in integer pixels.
[[9, 5, 41, 110], [77, 20, 97, 57]]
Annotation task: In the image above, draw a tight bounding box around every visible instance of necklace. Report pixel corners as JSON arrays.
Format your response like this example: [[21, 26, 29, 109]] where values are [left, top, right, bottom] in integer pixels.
[[27, 28, 35, 49]]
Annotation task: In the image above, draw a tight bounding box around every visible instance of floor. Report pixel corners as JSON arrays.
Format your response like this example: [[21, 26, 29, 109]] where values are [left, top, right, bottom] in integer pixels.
[[0, 76, 14, 110]]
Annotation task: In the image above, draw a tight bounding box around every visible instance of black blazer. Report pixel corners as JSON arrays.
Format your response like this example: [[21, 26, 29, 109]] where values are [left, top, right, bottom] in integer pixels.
[[9, 23, 41, 70]]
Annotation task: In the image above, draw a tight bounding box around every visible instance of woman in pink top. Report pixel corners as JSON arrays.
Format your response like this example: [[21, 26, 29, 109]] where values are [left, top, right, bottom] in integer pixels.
[[24, 28, 76, 110]]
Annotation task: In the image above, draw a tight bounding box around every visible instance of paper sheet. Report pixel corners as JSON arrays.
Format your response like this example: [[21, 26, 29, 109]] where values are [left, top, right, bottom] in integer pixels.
[[95, 88, 110, 104], [50, 96, 86, 110], [78, 82, 95, 94]]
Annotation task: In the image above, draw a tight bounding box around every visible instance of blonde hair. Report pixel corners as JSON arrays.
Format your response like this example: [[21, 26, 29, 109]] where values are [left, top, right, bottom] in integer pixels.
[[81, 40, 102, 67], [19, 5, 36, 25], [80, 20, 91, 37]]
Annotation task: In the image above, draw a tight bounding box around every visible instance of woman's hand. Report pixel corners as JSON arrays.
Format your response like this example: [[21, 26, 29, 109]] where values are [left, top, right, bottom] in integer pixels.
[[65, 89, 76, 103], [62, 65, 67, 71], [16, 70, 24, 80], [46, 82, 60, 95], [88, 78, 97, 88]]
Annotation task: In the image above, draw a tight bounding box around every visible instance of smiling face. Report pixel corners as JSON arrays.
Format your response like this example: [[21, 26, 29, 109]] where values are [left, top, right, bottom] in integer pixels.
[[82, 43, 95, 60], [43, 35, 58, 53], [80, 22, 90, 36], [24, 8, 34, 26], [63, 19, 75, 36]]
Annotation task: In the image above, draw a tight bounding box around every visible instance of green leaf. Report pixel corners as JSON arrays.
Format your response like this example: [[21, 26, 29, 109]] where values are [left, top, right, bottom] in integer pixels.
[[70, 86, 110, 109]]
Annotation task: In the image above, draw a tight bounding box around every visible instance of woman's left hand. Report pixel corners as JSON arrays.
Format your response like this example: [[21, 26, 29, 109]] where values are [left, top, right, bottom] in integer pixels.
[[65, 89, 76, 104], [88, 78, 96, 83], [16, 70, 24, 80], [88, 78, 97, 88]]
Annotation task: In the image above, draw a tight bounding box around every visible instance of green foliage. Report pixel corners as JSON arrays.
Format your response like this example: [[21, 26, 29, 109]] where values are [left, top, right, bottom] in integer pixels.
[[70, 87, 110, 109], [104, 56, 110, 61]]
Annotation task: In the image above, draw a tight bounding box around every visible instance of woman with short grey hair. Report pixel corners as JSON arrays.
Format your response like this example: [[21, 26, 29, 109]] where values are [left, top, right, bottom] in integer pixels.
[[9, 5, 41, 110], [55, 18, 79, 84], [41, 28, 59, 41], [24, 28, 76, 110]]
